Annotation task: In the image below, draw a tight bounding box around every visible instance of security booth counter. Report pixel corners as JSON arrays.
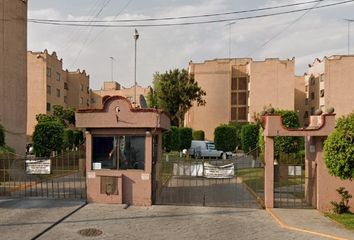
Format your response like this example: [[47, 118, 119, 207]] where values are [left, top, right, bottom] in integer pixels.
[[76, 96, 170, 205]]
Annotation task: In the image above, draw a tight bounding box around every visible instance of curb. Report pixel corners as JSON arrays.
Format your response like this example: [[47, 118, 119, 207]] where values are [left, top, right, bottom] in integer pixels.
[[266, 208, 349, 240]]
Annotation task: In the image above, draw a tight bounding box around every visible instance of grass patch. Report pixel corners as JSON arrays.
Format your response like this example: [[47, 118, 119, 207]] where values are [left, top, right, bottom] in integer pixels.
[[237, 168, 264, 193], [325, 212, 354, 230]]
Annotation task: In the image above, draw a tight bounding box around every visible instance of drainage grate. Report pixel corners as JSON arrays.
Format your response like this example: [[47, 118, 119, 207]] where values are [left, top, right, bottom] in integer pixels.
[[78, 228, 103, 237]]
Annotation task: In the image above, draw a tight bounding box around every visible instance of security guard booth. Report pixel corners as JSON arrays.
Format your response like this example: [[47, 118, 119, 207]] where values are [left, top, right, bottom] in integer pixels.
[[76, 96, 170, 205]]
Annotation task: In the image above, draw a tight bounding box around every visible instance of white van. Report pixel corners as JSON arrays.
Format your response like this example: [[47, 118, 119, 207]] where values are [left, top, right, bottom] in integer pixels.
[[189, 140, 227, 158]]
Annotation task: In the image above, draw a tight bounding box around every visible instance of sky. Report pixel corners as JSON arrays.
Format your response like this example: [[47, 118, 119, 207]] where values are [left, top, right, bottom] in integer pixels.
[[28, 0, 354, 90]]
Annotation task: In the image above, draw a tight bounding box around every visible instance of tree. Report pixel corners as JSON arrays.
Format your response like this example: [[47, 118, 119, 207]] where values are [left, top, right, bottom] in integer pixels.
[[241, 124, 259, 152], [324, 112, 354, 180], [214, 125, 238, 152], [53, 105, 76, 126], [148, 69, 206, 126], [192, 130, 205, 141], [32, 121, 64, 157], [229, 121, 245, 149]]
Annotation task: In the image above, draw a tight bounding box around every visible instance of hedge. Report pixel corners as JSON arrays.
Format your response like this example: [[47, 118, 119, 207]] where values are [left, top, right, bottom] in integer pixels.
[[214, 124, 237, 152], [228, 121, 244, 149], [63, 129, 74, 149], [178, 128, 193, 150], [0, 123, 4, 147], [241, 124, 259, 152], [170, 126, 179, 151], [163, 130, 173, 152], [163, 127, 193, 152], [324, 112, 354, 180], [33, 121, 64, 157], [192, 130, 205, 141]]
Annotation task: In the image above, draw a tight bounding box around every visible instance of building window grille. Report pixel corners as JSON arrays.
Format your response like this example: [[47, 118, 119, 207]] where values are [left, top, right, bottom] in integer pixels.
[[231, 107, 237, 120], [238, 77, 248, 90], [237, 92, 247, 105], [231, 77, 237, 91], [64, 82, 68, 90], [56, 89, 60, 97], [231, 93, 237, 105], [237, 107, 247, 121]]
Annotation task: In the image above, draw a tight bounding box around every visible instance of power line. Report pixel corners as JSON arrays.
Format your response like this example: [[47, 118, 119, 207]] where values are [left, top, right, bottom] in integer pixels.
[[29, 0, 354, 28], [247, 1, 322, 56], [29, 0, 325, 23]]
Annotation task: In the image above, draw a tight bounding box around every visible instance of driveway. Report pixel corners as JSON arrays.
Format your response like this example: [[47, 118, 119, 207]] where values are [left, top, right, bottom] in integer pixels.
[[38, 204, 324, 240]]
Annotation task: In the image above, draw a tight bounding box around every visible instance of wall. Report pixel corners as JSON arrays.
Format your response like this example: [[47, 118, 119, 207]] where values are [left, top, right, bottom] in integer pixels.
[[294, 75, 307, 126], [67, 70, 90, 110], [249, 59, 295, 119], [0, 0, 27, 154]]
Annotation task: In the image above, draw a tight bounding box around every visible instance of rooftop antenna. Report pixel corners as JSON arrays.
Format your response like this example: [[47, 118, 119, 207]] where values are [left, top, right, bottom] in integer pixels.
[[344, 19, 353, 55], [225, 21, 237, 59]]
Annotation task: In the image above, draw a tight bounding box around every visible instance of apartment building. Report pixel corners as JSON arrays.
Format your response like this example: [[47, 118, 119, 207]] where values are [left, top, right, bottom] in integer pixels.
[[27, 50, 90, 136], [185, 58, 296, 140], [302, 55, 354, 125], [0, 0, 27, 154], [91, 81, 150, 108]]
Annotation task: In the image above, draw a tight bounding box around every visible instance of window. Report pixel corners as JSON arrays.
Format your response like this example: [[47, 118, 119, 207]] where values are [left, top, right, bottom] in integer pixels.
[[80, 84, 84, 91], [56, 89, 60, 97], [56, 72, 61, 81], [320, 89, 325, 98], [310, 76, 315, 85], [46, 102, 51, 112], [237, 92, 247, 105], [238, 107, 247, 120], [231, 93, 237, 105], [231, 107, 237, 120], [87, 87, 90, 94], [91, 98, 96, 104], [231, 77, 237, 90], [310, 92, 315, 100], [64, 82, 68, 90], [238, 77, 248, 90], [92, 136, 146, 170], [46, 67, 51, 78], [47, 85, 51, 95]]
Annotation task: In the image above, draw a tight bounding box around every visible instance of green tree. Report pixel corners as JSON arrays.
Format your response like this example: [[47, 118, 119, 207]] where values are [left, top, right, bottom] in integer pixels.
[[53, 105, 76, 126], [149, 69, 206, 126], [192, 130, 205, 141], [0, 123, 5, 147], [63, 129, 74, 150], [73, 130, 84, 147], [178, 128, 193, 151], [214, 125, 237, 152], [229, 121, 245, 149], [33, 121, 64, 157], [324, 112, 354, 180]]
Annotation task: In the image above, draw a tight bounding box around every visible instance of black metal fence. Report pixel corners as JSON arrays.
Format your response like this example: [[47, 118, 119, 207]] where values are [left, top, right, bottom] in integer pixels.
[[154, 148, 264, 209], [0, 149, 86, 200]]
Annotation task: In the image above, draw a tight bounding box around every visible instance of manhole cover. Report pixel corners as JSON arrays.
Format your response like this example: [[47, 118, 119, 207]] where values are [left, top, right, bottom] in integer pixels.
[[78, 228, 103, 237]]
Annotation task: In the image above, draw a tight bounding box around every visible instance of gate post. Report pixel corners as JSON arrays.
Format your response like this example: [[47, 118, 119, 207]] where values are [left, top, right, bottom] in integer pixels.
[[264, 136, 274, 208]]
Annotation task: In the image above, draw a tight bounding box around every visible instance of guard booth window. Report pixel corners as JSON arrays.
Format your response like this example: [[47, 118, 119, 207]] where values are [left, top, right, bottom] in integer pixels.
[[92, 136, 145, 170]]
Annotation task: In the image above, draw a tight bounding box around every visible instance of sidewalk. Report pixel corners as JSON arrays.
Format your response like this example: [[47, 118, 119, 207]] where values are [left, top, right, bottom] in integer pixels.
[[270, 208, 354, 240]]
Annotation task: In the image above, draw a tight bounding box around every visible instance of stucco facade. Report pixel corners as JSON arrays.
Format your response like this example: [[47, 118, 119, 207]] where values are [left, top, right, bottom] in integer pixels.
[[91, 81, 150, 109], [0, 0, 27, 154], [185, 58, 296, 140], [302, 55, 354, 125], [27, 50, 90, 137]]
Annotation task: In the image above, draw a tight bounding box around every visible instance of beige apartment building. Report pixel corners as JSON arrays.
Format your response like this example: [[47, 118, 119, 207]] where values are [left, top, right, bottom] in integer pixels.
[[302, 55, 354, 125], [91, 81, 150, 108], [185, 58, 296, 140], [27, 50, 90, 136], [0, 0, 27, 154]]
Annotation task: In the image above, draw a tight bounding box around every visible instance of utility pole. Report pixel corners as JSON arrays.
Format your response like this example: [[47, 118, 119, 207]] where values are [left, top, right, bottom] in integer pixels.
[[133, 29, 139, 106]]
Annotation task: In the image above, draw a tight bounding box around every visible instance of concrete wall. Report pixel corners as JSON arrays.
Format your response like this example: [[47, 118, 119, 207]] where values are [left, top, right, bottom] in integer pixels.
[[0, 0, 27, 154], [294, 75, 306, 126], [249, 59, 295, 119]]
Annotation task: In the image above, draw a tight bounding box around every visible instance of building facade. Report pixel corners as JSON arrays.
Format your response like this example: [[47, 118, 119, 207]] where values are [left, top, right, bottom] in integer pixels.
[[0, 0, 27, 154], [27, 50, 90, 136], [301, 55, 354, 126], [185, 58, 296, 140], [91, 81, 150, 109]]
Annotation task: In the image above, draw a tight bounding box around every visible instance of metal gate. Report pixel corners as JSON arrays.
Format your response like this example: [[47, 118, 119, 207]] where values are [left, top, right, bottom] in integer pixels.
[[0, 149, 86, 200], [274, 152, 315, 208], [154, 148, 264, 208]]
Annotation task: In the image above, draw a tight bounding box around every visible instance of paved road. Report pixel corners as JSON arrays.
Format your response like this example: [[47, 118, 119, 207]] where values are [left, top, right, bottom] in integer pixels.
[[0, 199, 84, 240], [39, 204, 325, 240]]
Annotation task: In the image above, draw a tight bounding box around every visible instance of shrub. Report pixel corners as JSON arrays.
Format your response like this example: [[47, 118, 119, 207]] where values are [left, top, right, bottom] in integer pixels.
[[241, 124, 259, 152], [162, 130, 172, 152], [178, 127, 192, 151], [331, 187, 352, 214], [258, 127, 265, 162], [0, 123, 5, 147], [33, 121, 64, 157], [63, 129, 74, 150], [324, 112, 354, 180], [214, 125, 237, 152], [228, 121, 244, 149], [192, 130, 205, 141]]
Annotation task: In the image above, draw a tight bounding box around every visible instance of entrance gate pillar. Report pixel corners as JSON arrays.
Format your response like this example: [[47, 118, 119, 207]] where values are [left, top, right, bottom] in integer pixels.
[[264, 136, 274, 208]]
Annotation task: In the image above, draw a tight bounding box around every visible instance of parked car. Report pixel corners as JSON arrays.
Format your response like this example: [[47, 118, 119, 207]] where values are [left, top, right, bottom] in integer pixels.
[[189, 140, 230, 159]]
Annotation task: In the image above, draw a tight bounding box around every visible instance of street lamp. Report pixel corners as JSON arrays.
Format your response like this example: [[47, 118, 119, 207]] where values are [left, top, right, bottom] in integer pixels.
[[133, 29, 139, 106]]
